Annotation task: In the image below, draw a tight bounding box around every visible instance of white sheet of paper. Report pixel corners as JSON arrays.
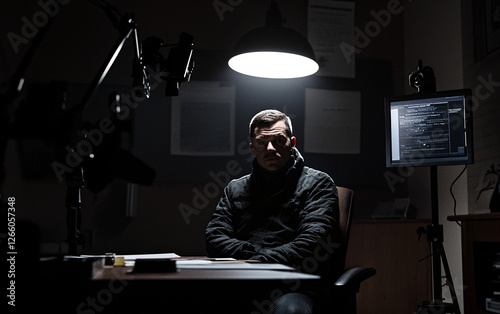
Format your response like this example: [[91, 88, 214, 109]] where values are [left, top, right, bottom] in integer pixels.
[[305, 88, 361, 154], [308, 0, 355, 78], [171, 81, 235, 156], [175, 262, 295, 271], [120, 253, 180, 260]]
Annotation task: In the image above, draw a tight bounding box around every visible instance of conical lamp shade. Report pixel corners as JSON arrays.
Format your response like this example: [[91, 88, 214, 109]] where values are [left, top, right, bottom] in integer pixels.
[[228, 26, 319, 79]]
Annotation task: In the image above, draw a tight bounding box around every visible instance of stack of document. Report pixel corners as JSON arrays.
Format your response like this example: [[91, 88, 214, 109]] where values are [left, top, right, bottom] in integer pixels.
[[81, 253, 296, 271]]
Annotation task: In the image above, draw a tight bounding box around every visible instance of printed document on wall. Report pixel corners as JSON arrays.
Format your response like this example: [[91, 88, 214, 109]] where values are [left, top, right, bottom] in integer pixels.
[[305, 89, 361, 154], [308, 0, 355, 78], [171, 81, 235, 156]]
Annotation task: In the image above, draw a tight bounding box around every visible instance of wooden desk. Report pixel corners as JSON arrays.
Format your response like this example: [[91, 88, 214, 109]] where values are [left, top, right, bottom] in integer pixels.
[[448, 213, 500, 314], [93, 262, 320, 281], [83, 260, 321, 314]]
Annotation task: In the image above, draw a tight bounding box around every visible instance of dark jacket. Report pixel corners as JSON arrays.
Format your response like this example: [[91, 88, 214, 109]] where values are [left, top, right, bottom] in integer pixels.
[[205, 148, 340, 277]]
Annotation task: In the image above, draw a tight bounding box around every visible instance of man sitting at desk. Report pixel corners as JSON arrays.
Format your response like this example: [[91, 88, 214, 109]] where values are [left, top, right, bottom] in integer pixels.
[[205, 109, 340, 313]]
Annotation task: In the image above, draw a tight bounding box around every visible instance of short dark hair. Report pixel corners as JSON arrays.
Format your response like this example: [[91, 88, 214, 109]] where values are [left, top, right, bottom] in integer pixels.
[[249, 109, 293, 140]]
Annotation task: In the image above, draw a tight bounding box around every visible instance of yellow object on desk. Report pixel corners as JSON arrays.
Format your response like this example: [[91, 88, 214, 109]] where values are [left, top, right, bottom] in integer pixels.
[[113, 256, 125, 267]]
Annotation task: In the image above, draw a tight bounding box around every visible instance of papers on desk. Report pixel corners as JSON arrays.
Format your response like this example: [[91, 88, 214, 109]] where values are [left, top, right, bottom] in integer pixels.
[[117, 255, 295, 270], [176, 258, 236, 264], [120, 253, 180, 260], [79, 253, 295, 271], [80, 253, 180, 260], [119, 253, 180, 267], [78, 253, 180, 267], [175, 258, 295, 271]]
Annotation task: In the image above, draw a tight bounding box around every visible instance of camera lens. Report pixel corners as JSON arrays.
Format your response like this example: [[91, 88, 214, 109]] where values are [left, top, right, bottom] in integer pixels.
[[414, 75, 422, 86]]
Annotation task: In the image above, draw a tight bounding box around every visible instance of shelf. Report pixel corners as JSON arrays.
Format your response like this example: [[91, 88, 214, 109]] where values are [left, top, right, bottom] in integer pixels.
[[450, 213, 500, 313], [448, 212, 500, 221]]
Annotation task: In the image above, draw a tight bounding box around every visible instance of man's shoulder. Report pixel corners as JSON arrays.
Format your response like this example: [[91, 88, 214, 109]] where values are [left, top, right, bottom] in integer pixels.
[[299, 166, 336, 190], [227, 174, 251, 187], [302, 165, 333, 181], [223, 174, 251, 197]]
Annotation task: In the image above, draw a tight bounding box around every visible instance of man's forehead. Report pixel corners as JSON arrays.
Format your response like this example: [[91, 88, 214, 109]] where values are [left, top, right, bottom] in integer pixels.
[[254, 122, 288, 138], [255, 120, 286, 131], [255, 133, 287, 139]]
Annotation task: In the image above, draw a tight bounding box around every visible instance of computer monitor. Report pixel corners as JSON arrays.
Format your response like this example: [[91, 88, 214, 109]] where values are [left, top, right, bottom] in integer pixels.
[[385, 89, 473, 167]]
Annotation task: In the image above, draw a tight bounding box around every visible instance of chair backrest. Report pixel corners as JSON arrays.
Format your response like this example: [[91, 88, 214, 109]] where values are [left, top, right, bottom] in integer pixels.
[[336, 186, 354, 269]]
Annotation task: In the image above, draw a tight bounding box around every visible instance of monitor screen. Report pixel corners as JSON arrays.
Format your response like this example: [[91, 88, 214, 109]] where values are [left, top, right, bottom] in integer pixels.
[[385, 89, 473, 167]]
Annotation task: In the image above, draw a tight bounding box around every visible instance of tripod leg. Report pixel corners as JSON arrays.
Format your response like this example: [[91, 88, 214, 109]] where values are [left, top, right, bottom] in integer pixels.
[[436, 242, 461, 314]]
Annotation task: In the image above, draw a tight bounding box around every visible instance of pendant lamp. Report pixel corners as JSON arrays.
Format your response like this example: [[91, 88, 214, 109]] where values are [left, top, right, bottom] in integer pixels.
[[228, 1, 319, 79]]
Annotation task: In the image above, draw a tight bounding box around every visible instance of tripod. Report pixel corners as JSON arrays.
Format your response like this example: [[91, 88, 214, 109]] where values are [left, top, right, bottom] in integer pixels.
[[417, 166, 461, 314]]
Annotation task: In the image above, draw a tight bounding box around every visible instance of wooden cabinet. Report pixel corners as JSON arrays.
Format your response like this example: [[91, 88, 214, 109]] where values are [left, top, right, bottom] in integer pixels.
[[345, 220, 432, 314], [448, 213, 500, 314]]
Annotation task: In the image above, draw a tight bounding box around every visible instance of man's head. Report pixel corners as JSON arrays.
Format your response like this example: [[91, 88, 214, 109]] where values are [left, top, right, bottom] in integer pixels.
[[249, 109, 296, 172]]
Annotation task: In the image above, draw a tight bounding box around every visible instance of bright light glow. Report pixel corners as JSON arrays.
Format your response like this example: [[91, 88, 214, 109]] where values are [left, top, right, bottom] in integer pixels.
[[228, 51, 319, 79]]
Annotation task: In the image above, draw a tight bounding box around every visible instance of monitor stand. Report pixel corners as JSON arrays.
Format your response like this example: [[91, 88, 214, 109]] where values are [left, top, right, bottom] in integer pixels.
[[417, 166, 461, 314]]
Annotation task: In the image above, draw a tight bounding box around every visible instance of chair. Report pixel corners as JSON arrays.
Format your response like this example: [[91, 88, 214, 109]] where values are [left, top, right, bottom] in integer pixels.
[[332, 186, 376, 314]]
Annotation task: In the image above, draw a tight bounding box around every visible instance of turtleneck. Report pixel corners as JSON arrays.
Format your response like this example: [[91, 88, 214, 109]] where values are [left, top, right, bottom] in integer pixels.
[[254, 157, 294, 196]]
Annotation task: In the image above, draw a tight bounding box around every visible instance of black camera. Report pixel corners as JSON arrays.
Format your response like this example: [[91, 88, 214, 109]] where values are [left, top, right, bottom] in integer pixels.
[[409, 59, 436, 93], [136, 32, 194, 97]]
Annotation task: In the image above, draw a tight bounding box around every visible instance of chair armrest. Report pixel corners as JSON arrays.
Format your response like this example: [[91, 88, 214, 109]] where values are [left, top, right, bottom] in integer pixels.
[[334, 267, 376, 292]]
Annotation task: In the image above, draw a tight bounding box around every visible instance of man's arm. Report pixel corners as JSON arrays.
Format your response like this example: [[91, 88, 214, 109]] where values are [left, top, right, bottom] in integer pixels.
[[205, 184, 261, 260], [255, 173, 340, 267]]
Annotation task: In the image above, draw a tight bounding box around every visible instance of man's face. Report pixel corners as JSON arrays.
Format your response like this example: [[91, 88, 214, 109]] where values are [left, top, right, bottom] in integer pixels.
[[250, 120, 296, 172]]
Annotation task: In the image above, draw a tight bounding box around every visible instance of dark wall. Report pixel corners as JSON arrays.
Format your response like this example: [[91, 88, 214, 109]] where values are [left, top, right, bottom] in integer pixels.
[[0, 0, 406, 255], [135, 53, 393, 190]]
